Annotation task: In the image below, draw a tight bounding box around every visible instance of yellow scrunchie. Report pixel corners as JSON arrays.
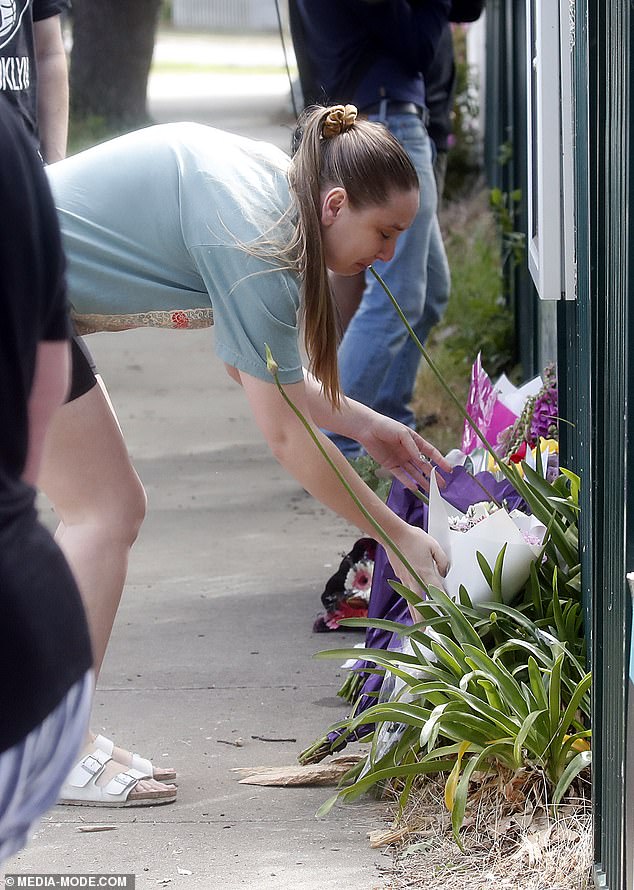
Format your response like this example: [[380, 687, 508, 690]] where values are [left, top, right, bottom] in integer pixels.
[[322, 104, 358, 139]]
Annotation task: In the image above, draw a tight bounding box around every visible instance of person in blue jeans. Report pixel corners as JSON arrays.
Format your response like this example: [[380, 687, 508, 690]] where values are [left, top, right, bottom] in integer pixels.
[[290, 0, 452, 456]]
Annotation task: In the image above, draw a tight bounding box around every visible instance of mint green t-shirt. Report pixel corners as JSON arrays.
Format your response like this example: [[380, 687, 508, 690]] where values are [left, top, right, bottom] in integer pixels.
[[47, 122, 303, 384]]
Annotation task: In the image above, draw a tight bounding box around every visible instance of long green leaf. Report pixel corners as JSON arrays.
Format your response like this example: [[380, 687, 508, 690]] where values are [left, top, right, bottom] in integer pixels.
[[491, 543, 508, 602], [420, 701, 454, 747], [551, 569, 567, 641], [437, 686, 521, 736], [425, 586, 487, 651], [521, 463, 578, 524], [450, 744, 508, 845], [475, 550, 494, 589], [548, 653, 564, 739], [477, 601, 548, 638], [559, 468, 580, 504], [428, 635, 472, 677], [313, 645, 419, 667], [316, 792, 343, 818], [388, 579, 425, 609], [343, 702, 430, 731], [463, 645, 529, 719], [527, 655, 550, 710], [513, 708, 548, 765], [551, 750, 592, 806], [440, 720, 512, 752], [328, 757, 457, 808], [336, 617, 410, 633], [551, 672, 593, 766], [468, 674, 504, 710], [528, 561, 545, 619]]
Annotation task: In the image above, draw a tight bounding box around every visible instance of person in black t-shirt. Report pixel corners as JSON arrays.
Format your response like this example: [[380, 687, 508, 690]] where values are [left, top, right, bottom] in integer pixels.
[[0, 96, 93, 864], [0, 0, 70, 162], [1, 0, 179, 808]]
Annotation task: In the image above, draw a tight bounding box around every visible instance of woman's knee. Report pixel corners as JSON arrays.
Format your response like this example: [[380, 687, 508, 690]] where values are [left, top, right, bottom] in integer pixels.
[[102, 470, 147, 544], [54, 466, 147, 547]]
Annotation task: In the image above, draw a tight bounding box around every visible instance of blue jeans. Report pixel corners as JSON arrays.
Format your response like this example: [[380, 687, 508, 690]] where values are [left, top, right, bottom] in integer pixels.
[[329, 112, 450, 457]]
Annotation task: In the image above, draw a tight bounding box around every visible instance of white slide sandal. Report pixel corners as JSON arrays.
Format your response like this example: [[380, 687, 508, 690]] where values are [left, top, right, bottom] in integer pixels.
[[59, 746, 177, 807]]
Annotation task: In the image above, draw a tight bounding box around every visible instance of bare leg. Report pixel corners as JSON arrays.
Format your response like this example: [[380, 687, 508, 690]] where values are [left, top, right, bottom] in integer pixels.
[[39, 378, 175, 796], [39, 377, 146, 675]]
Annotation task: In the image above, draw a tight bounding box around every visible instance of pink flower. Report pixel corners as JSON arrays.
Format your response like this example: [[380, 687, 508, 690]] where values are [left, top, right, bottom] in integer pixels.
[[345, 559, 373, 594]]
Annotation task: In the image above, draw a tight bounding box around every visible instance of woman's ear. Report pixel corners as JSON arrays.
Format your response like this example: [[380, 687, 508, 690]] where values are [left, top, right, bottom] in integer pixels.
[[321, 187, 347, 226]]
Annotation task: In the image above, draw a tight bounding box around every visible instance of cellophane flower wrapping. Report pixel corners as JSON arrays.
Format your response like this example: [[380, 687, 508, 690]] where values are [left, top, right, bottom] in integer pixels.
[[461, 352, 544, 455], [427, 469, 546, 605]]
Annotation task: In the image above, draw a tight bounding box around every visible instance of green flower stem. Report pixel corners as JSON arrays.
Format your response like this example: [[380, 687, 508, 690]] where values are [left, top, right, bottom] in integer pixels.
[[369, 265, 501, 466], [367, 266, 537, 509], [264, 344, 426, 594]]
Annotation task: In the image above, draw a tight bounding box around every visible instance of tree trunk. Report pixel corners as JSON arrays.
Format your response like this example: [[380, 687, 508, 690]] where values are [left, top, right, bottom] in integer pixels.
[[70, 0, 162, 127]]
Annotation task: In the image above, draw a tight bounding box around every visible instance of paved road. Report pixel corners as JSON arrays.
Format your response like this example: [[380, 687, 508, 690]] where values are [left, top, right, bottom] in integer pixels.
[[5, 29, 392, 890]]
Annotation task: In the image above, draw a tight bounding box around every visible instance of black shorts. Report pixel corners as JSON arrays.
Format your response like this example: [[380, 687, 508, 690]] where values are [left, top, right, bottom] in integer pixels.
[[68, 336, 98, 403]]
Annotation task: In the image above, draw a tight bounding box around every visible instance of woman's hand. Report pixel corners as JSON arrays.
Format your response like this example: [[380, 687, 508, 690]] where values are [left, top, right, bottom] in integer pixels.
[[301, 372, 451, 492], [385, 523, 449, 621], [356, 412, 452, 493]]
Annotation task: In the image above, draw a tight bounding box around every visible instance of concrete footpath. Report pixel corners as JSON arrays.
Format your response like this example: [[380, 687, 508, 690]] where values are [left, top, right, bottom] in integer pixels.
[[4, 31, 394, 890], [147, 29, 299, 150]]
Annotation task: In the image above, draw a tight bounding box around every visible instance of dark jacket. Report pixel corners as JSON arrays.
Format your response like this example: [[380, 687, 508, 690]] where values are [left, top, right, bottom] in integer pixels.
[[421, 1, 486, 151], [290, 0, 451, 110]]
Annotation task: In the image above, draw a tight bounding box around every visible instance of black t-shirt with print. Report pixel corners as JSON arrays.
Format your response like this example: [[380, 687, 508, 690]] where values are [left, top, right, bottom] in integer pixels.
[[0, 97, 92, 754], [0, 0, 71, 147]]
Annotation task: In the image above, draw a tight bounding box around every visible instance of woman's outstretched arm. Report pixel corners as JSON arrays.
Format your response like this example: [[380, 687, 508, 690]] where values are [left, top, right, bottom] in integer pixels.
[[233, 366, 448, 595], [301, 369, 451, 492]]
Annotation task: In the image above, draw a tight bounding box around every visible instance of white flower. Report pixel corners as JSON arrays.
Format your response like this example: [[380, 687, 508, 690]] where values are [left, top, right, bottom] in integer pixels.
[[344, 559, 374, 598]]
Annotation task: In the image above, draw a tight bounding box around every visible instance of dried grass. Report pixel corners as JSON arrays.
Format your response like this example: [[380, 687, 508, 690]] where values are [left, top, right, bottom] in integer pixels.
[[375, 768, 593, 890]]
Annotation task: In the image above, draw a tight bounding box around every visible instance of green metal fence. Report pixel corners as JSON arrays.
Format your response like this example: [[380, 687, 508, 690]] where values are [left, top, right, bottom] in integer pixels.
[[582, 4, 634, 887], [483, 3, 633, 887], [484, 0, 538, 378]]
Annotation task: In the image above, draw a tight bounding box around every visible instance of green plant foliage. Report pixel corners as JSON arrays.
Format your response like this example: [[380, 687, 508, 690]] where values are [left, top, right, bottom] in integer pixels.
[[444, 28, 483, 202], [348, 454, 392, 502], [284, 273, 588, 847], [311, 558, 589, 845], [488, 140, 527, 286]]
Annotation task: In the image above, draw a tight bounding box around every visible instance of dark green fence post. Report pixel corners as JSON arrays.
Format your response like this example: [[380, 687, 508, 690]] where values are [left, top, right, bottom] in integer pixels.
[[573, 2, 634, 887]]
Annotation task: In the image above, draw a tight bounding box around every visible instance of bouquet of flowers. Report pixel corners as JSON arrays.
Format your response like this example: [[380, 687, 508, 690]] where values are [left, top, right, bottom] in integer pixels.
[[460, 354, 559, 475], [427, 469, 546, 605], [312, 537, 376, 632]]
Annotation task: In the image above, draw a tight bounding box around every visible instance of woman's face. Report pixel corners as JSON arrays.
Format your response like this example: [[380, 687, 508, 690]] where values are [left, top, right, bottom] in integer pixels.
[[320, 186, 419, 276]]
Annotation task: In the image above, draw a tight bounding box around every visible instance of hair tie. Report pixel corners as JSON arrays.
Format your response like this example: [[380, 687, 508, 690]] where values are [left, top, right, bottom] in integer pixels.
[[322, 104, 358, 139]]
